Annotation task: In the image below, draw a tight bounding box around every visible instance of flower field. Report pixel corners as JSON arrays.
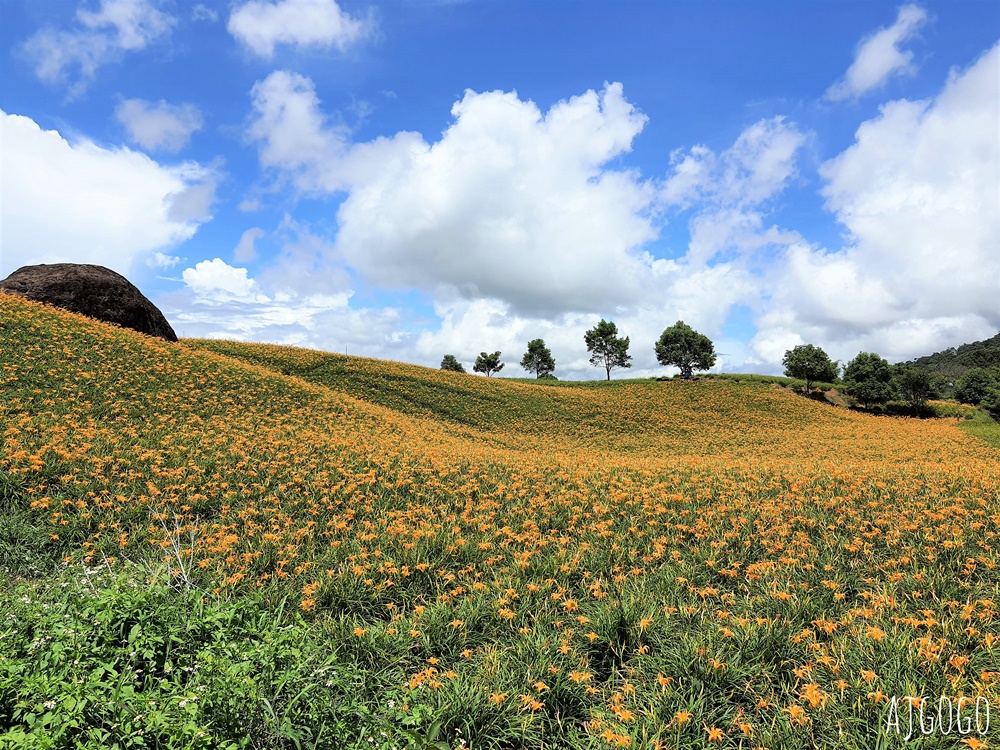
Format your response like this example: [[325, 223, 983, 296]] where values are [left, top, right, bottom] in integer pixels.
[[1, 292, 998, 749]]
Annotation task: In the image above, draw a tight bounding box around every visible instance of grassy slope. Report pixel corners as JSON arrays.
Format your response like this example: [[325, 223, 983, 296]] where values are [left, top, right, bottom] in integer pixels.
[[3, 294, 999, 750], [184, 338, 984, 462]]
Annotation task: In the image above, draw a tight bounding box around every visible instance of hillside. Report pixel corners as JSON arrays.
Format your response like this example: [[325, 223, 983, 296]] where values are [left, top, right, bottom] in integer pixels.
[[2, 293, 999, 750], [905, 330, 1000, 379], [185, 338, 979, 464]]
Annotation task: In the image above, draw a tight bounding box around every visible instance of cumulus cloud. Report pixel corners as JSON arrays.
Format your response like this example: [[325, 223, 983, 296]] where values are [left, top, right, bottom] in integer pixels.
[[237, 74, 819, 373], [116, 99, 203, 152], [228, 0, 375, 58], [754, 43, 1000, 365], [248, 73, 660, 315], [182, 258, 271, 303], [0, 110, 215, 277], [165, 259, 401, 352], [826, 4, 928, 101], [21, 0, 174, 96], [237, 48, 995, 376], [660, 117, 807, 209], [247, 70, 351, 187], [660, 117, 808, 266]]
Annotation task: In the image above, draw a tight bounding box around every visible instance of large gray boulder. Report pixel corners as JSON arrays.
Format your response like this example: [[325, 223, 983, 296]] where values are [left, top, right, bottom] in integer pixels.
[[0, 263, 178, 342]]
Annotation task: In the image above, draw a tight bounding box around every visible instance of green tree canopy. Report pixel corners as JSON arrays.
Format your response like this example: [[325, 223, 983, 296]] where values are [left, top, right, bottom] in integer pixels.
[[654, 321, 716, 379], [584, 319, 632, 381], [979, 386, 1000, 421], [473, 351, 504, 377], [440, 354, 466, 373], [892, 364, 936, 408], [842, 352, 894, 408], [782, 344, 839, 391], [520, 339, 556, 379], [953, 367, 1000, 405]]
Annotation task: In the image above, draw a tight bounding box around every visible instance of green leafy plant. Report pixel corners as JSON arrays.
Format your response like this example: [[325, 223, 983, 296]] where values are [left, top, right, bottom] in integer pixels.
[[400, 719, 450, 750]]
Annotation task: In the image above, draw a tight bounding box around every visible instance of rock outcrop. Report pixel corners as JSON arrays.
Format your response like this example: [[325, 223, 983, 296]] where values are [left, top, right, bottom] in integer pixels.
[[0, 263, 178, 342]]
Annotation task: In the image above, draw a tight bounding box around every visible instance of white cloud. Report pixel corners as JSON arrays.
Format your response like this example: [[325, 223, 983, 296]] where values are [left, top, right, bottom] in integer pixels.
[[407, 265, 755, 380], [237, 50, 996, 375], [686, 209, 802, 266], [165, 260, 400, 352], [0, 110, 214, 278], [660, 117, 808, 266], [21, 0, 174, 96], [238, 198, 263, 212], [182, 259, 270, 304], [116, 99, 203, 153], [248, 74, 660, 315], [826, 4, 928, 101], [228, 0, 375, 58], [660, 116, 807, 209], [192, 5, 219, 23], [234, 228, 266, 262], [247, 70, 351, 188], [166, 175, 217, 223], [239, 76, 817, 373], [756, 43, 1000, 365], [147, 251, 182, 269], [257, 217, 353, 296]]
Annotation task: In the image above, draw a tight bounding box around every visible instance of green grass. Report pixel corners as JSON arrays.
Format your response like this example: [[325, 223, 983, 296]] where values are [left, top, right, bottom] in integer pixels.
[[0, 563, 396, 750], [700, 372, 838, 391], [958, 409, 1000, 448]]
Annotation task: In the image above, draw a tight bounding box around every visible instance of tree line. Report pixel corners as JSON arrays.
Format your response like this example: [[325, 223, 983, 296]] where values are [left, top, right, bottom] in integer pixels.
[[440, 320, 717, 381], [440, 320, 1000, 418]]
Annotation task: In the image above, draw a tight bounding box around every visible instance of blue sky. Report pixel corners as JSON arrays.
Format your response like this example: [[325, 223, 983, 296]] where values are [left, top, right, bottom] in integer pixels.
[[1, 0, 998, 379]]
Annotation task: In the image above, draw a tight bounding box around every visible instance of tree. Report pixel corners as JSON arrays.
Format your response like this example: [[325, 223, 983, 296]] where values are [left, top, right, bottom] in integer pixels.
[[473, 351, 504, 378], [654, 321, 716, 379], [474, 351, 504, 377], [521, 339, 556, 379], [842, 352, 894, 408], [584, 319, 632, 381], [892, 364, 936, 408], [954, 367, 1000, 405], [979, 386, 1000, 421], [782, 344, 839, 392], [440, 354, 465, 373]]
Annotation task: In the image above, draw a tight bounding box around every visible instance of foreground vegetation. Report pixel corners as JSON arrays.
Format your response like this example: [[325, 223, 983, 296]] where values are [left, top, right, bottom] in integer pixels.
[[2, 293, 998, 749]]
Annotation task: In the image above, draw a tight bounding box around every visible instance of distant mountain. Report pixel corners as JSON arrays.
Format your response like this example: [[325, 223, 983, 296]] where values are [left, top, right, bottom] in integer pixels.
[[905, 331, 1000, 380]]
